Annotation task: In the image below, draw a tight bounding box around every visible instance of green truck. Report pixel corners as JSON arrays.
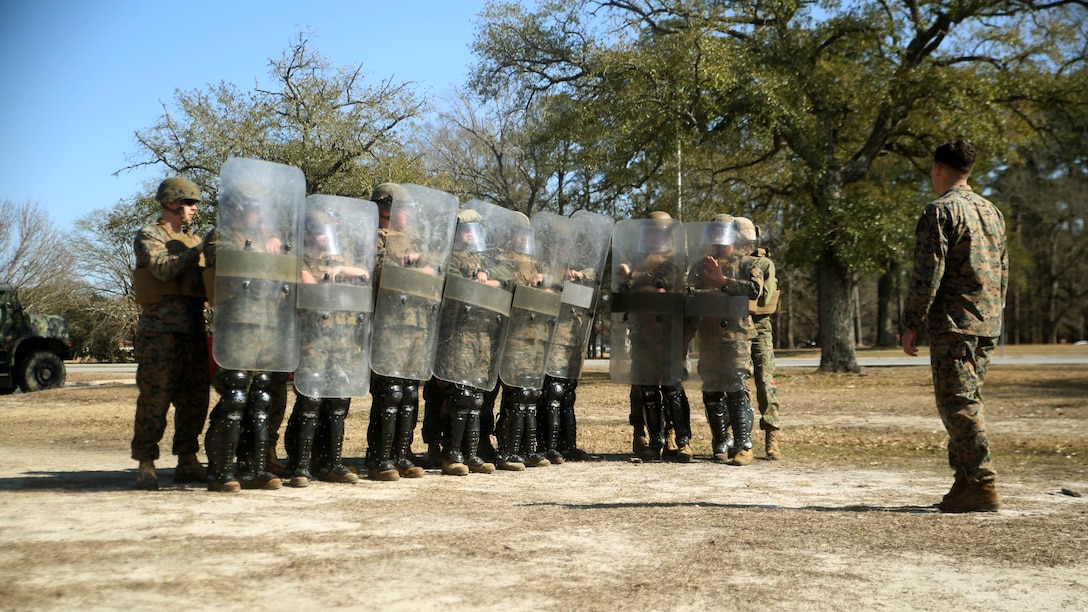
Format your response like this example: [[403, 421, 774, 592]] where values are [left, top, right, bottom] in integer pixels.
[[0, 282, 73, 394]]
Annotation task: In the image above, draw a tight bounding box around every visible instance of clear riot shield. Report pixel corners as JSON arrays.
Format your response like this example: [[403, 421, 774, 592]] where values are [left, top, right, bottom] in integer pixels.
[[433, 199, 522, 391], [684, 219, 755, 393], [212, 157, 305, 373], [544, 210, 614, 381], [293, 195, 378, 398], [498, 211, 575, 389], [370, 184, 459, 381], [609, 217, 687, 386]]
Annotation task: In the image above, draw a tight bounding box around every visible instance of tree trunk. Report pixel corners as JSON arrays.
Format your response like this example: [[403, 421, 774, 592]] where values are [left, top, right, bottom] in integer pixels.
[[817, 249, 860, 372], [875, 261, 899, 347]]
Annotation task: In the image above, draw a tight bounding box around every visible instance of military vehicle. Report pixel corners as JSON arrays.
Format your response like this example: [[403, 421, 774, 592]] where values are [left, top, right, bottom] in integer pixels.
[[0, 282, 73, 393]]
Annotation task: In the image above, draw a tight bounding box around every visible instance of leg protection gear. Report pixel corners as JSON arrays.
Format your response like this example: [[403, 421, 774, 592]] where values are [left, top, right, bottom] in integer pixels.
[[318, 398, 357, 482], [238, 372, 278, 487], [394, 382, 423, 476], [205, 369, 248, 484], [558, 377, 579, 452], [368, 378, 402, 472], [703, 391, 732, 460], [538, 377, 564, 461], [443, 385, 475, 464], [285, 394, 320, 484], [497, 385, 526, 463], [639, 385, 666, 458], [727, 391, 754, 451], [662, 384, 691, 449]]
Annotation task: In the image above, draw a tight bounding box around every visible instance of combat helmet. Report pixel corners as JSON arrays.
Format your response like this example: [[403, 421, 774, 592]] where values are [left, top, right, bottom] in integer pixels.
[[455, 209, 488, 253], [733, 217, 760, 242], [156, 177, 201, 204], [702, 213, 736, 246], [370, 183, 408, 208]]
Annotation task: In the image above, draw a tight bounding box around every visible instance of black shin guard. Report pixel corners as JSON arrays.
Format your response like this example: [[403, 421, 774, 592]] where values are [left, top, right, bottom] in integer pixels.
[[285, 395, 320, 479], [206, 369, 249, 482], [703, 391, 731, 455], [394, 381, 419, 468], [538, 377, 564, 456], [663, 384, 691, 448], [239, 372, 274, 483], [640, 386, 666, 454], [727, 391, 754, 451], [558, 378, 579, 452], [320, 399, 352, 475]]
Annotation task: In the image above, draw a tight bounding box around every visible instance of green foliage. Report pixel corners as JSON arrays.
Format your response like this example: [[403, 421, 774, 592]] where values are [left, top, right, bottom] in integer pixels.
[[120, 32, 429, 210], [471, 0, 1087, 368]]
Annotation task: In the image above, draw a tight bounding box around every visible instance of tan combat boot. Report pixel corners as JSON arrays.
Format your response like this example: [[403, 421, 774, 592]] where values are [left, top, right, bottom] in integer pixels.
[[242, 475, 283, 490], [397, 464, 425, 478], [765, 429, 783, 461], [208, 479, 241, 493], [676, 444, 694, 463], [442, 458, 469, 476], [174, 453, 207, 484], [320, 468, 359, 484], [496, 457, 526, 471], [728, 448, 753, 466], [938, 481, 1001, 513], [467, 460, 496, 474], [937, 473, 968, 508], [135, 460, 158, 490], [288, 474, 311, 488], [368, 466, 400, 482]]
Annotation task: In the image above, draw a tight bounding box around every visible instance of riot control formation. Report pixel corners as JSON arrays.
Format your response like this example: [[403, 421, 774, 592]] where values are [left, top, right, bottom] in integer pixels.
[[143, 155, 789, 494]]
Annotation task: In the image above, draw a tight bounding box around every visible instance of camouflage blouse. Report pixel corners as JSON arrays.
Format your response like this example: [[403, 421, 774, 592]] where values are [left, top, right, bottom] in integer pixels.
[[134, 220, 206, 336], [903, 185, 1008, 338]]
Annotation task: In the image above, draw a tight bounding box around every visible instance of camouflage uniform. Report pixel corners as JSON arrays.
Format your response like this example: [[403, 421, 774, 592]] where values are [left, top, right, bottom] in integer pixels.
[[204, 226, 288, 490], [617, 232, 690, 461], [688, 217, 764, 464], [285, 225, 368, 486], [367, 221, 432, 480], [131, 219, 210, 465], [749, 248, 780, 431], [494, 247, 552, 469], [903, 183, 1008, 487]]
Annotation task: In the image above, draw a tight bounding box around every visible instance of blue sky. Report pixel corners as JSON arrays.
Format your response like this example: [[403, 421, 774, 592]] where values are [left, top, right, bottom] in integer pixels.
[[0, 0, 495, 230]]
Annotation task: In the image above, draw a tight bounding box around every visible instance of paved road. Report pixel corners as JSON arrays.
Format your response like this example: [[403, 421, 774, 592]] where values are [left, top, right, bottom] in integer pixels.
[[68, 349, 1087, 382]]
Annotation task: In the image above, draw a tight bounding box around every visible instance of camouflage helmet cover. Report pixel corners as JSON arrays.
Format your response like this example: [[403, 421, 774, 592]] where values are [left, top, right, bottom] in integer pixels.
[[370, 182, 407, 208], [733, 217, 759, 242], [156, 177, 201, 204]]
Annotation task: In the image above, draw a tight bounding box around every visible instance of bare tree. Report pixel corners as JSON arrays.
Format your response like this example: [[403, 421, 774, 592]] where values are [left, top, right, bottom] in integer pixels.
[[0, 199, 77, 310]]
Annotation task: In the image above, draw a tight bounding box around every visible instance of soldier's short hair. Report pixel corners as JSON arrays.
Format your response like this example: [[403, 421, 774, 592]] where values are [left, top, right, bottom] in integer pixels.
[[934, 140, 976, 174]]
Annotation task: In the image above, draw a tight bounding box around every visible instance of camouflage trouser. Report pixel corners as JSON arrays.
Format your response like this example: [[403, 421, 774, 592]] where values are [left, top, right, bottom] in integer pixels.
[[929, 332, 997, 484], [267, 372, 289, 446], [132, 331, 211, 461], [750, 314, 780, 431]]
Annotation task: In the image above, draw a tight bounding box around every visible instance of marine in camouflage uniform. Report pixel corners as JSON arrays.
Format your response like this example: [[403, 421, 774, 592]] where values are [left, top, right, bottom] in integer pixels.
[[366, 184, 434, 481], [204, 204, 290, 492], [494, 218, 552, 471], [903, 140, 1008, 513], [283, 210, 368, 487], [615, 212, 691, 462], [688, 215, 763, 466], [738, 218, 783, 460], [130, 177, 210, 490], [433, 209, 504, 476]]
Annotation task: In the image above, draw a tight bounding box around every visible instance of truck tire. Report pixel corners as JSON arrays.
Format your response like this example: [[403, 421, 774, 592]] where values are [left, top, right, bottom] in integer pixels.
[[17, 351, 66, 392]]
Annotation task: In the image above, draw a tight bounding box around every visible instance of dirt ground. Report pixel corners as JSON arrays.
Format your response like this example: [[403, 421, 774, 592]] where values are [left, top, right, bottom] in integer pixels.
[[1, 349, 1086, 611]]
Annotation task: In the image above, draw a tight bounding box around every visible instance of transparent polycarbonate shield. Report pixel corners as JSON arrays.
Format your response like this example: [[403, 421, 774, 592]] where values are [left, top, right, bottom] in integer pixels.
[[212, 157, 305, 373], [609, 217, 687, 386], [432, 199, 522, 391], [544, 210, 614, 380], [370, 184, 459, 381], [684, 220, 755, 393], [499, 211, 575, 389], [294, 194, 378, 398]]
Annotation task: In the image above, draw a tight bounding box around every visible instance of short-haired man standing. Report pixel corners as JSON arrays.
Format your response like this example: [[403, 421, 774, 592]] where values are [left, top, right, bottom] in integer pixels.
[[902, 140, 1008, 513]]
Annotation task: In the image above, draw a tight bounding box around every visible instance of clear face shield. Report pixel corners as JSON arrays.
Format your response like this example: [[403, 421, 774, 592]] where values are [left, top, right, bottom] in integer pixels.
[[701, 221, 736, 247], [513, 226, 536, 256], [455, 222, 488, 253], [305, 223, 342, 259], [638, 224, 671, 255]]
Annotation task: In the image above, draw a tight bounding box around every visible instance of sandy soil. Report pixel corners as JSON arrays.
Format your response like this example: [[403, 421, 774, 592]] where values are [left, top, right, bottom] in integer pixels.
[[1, 357, 1086, 611]]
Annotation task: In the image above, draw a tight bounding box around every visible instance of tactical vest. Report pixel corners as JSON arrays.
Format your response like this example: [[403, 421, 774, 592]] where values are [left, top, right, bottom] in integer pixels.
[[133, 225, 206, 304]]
